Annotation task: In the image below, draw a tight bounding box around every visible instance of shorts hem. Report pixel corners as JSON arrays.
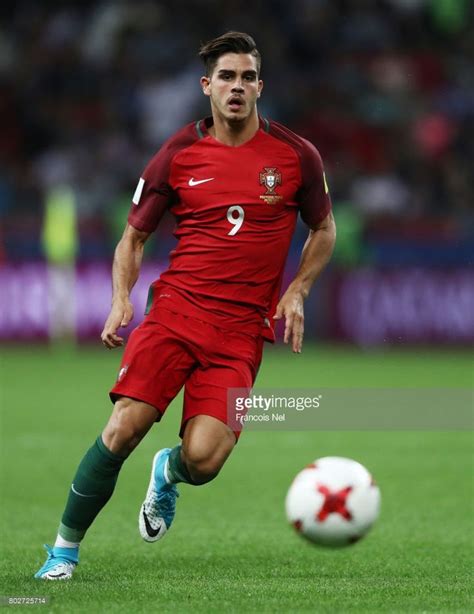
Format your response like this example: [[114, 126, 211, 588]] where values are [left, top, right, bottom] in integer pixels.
[[180, 411, 242, 442], [109, 387, 165, 421]]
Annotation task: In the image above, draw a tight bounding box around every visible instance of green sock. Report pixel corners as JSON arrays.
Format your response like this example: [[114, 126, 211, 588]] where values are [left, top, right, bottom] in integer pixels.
[[58, 436, 125, 543], [167, 445, 196, 485]]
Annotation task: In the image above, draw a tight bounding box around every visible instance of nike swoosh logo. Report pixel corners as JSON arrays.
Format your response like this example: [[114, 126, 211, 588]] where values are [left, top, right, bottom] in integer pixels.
[[188, 177, 214, 187], [142, 507, 162, 538], [71, 484, 97, 498]]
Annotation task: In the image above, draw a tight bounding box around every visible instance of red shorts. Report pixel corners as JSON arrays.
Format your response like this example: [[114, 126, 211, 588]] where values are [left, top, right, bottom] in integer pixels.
[[110, 306, 264, 439]]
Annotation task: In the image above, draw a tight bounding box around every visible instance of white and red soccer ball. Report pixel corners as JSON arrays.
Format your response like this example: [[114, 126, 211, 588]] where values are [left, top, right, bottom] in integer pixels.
[[285, 457, 381, 547]]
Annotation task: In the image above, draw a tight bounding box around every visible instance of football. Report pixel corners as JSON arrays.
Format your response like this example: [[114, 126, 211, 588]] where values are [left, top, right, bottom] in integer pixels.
[[285, 456, 381, 547]]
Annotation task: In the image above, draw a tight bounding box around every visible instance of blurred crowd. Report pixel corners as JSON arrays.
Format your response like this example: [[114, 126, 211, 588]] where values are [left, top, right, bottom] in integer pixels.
[[1, 0, 473, 265]]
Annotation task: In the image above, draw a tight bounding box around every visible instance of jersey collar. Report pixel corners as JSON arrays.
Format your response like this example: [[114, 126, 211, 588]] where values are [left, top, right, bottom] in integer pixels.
[[195, 115, 269, 140]]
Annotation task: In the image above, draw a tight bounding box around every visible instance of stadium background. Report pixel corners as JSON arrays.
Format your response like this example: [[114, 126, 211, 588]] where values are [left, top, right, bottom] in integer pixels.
[[0, 1, 472, 612]]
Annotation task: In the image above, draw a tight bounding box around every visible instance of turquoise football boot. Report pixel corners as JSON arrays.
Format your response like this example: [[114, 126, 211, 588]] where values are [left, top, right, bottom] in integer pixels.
[[34, 544, 78, 580], [139, 448, 179, 542]]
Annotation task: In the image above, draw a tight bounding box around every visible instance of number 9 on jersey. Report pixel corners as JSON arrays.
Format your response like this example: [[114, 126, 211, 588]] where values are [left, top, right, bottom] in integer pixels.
[[227, 205, 245, 236]]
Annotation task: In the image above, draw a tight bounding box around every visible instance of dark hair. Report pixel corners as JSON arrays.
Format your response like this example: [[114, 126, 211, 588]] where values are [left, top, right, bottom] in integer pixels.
[[199, 31, 261, 76]]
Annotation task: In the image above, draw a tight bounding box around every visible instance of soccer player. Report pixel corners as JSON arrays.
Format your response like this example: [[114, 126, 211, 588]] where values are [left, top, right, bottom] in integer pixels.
[[35, 31, 336, 580]]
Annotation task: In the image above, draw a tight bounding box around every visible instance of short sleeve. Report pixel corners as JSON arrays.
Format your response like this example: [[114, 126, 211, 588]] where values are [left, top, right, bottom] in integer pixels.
[[298, 139, 332, 228], [127, 145, 176, 233]]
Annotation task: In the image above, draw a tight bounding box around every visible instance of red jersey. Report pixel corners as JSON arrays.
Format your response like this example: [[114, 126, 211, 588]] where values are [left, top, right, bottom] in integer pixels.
[[128, 116, 331, 341]]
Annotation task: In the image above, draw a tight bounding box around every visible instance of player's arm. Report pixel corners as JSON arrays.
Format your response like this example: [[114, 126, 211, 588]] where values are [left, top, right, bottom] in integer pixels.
[[274, 211, 336, 353], [100, 135, 180, 348], [101, 224, 150, 349]]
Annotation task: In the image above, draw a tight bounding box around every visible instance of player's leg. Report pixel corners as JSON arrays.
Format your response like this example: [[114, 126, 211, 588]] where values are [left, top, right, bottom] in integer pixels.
[[172, 414, 236, 484], [165, 329, 263, 489], [138, 316, 263, 544], [167, 330, 263, 486], [139, 414, 236, 543], [36, 314, 195, 579], [60, 396, 157, 541], [35, 397, 158, 580]]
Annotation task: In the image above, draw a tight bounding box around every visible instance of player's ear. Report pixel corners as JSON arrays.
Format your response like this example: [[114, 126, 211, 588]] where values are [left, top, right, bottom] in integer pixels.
[[201, 75, 211, 97], [257, 79, 263, 98]]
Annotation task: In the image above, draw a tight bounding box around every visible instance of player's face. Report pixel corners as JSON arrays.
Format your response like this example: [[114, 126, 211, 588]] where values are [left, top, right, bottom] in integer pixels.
[[201, 53, 263, 124]]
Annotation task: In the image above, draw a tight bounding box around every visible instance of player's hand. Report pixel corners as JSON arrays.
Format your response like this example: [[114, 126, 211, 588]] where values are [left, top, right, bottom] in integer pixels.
[[100, 298, 134, 349], [273, 288, 305, 353]]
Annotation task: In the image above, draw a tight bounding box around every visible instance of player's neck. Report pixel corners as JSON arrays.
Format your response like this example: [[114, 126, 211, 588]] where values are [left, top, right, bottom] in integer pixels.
[[209, 111, 260, 147]]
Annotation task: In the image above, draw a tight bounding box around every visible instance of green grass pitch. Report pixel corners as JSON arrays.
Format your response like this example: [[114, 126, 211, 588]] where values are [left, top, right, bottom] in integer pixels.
[[0, 344, 472, 612]]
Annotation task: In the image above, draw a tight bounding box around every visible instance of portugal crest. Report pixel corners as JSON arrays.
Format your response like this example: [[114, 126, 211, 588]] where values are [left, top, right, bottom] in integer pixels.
[[259, 167, 282, 204]]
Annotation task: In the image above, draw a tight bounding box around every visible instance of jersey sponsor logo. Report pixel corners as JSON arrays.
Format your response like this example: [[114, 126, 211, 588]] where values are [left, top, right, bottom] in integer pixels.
[[259, 167, 282, 204], [132, 178, 145, 205], [188, 177, 214, 187]]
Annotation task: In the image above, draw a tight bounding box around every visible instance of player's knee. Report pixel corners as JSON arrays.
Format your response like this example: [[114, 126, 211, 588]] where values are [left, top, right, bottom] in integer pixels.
[[183, 446, 230, 485], [102, 399, 148, 456], [102, 420, 140, 457], [186, 458, 220, 485]]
